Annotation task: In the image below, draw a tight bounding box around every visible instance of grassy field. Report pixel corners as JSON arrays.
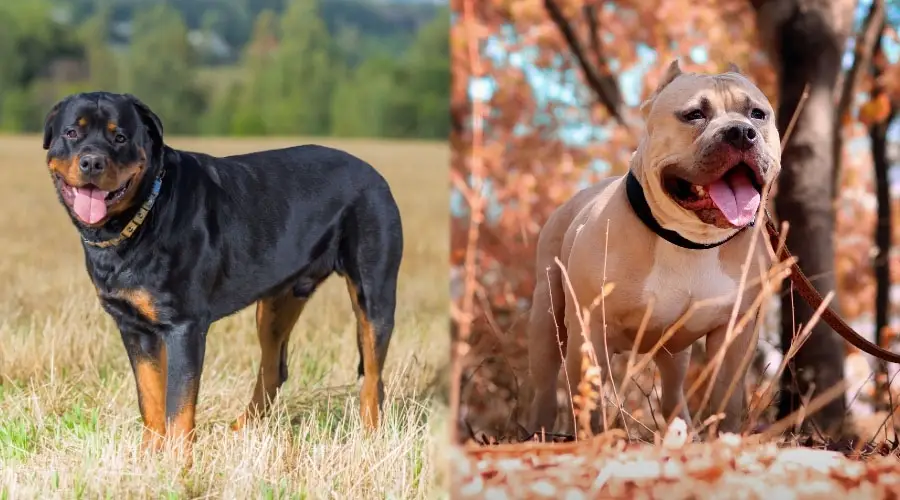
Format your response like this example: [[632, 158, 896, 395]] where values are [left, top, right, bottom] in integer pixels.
[[0, 136, 450, 499]]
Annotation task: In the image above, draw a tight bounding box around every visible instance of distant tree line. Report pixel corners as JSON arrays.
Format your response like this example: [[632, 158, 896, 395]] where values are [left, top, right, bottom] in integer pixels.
[[0, 0, 449, 140]]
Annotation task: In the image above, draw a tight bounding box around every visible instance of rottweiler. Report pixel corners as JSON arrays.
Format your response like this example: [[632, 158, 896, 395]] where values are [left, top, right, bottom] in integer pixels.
[[41, 92, 403, 452]]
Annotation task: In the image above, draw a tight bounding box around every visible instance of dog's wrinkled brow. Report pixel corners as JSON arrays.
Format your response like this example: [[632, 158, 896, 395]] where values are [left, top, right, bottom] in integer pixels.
[[677, 96, 712, 116]]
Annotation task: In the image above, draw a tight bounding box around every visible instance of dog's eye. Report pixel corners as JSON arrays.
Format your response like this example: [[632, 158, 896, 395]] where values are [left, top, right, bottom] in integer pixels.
[[683, 109, 705, 121], [114, 134, 127, 144], [65, 129, 78, 140], [750, 108, 767, 120]]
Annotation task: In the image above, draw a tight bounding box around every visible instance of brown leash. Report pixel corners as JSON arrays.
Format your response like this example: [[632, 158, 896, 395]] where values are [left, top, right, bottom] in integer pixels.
[[764, 215, 900, 363], [761, 83, 899, 361]]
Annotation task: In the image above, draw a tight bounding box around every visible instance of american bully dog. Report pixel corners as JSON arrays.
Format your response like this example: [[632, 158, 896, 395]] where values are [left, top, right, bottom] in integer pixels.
[[527, 60, 779, 436]]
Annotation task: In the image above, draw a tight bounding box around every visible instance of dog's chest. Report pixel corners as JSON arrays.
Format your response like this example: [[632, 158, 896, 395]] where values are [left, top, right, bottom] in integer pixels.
[[640, 244, 737, 333]]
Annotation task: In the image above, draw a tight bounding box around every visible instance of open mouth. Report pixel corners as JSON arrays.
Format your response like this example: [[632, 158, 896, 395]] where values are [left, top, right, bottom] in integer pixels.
[[55, 174, 134, 225], [664, 162, 763, 228]]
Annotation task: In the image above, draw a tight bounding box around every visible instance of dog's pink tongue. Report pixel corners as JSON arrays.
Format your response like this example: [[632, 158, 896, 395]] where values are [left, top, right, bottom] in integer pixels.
[[72, 186, 109, 224], [707, 171, 760, 227]]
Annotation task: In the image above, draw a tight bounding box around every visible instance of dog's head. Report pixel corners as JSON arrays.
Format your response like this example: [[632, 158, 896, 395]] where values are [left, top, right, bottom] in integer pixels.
[[631, 60, 781, 244], [42, 92, 164, 227]]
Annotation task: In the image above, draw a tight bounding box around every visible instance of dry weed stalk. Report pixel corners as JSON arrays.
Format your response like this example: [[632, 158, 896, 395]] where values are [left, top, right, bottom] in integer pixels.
[[574, 346, 602, 440], [554, 255, 617, 440], [449, 0, 487, 445], [546, 265, 578, 433]]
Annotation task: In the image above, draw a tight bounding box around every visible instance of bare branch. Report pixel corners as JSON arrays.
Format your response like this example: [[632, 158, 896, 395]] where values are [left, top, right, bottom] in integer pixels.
[[867, 16, 894, 411], [451, 0, 489, 445], [749, 0, 767, 11], [544, 0, 628, 127], [832, 0, 885, 201]]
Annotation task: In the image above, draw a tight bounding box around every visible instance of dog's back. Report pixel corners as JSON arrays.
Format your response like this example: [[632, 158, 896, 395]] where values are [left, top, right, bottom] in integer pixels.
[[153, 144, 402, 319]]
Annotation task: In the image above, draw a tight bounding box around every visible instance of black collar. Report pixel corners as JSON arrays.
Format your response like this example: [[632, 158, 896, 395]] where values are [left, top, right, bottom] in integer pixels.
[[624, 169, 749, 250]]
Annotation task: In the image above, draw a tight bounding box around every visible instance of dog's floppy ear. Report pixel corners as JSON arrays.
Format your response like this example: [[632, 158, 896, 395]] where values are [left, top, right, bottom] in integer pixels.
[[725, 62, 743, 74], [124, 94, 164, 154], [42, 97, 69, 150], [640, 59, 683, 119]]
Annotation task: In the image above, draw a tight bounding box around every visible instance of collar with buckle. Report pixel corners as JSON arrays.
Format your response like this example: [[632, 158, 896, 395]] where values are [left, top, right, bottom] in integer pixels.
[[82, 171, 164, 249], [624, 169, 750, 250]]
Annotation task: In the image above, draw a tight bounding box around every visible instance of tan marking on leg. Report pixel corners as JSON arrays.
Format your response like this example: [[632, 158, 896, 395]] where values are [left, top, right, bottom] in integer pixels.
[[115, 289, 158, 323], [167, 381, 198, 460], [233, 293, 306, 430], [347, 279, 382, 430], [134, 346, 167, 452]]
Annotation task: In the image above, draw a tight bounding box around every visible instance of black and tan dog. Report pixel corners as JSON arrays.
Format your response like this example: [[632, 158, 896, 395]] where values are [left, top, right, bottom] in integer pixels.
[[42, 92, 403, 453]]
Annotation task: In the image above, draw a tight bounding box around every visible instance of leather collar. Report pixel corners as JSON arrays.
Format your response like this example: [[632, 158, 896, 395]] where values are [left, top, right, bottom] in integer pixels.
[[82, 170, 165, 249], [624, 169, 749, 250]]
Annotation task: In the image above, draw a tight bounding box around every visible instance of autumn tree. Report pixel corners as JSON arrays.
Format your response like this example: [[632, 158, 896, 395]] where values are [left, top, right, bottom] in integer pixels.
[[451, 0, 900, 441], [451, 0, 774, 440]]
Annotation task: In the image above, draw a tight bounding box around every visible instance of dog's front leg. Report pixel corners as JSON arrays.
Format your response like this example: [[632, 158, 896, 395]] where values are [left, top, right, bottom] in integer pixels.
[[163, 321, 209, 456], [705, 321, 756, 434], [120, 329, 167, 452]]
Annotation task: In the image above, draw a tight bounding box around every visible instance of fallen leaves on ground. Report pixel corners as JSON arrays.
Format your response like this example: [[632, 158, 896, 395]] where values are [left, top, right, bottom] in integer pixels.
[[450, 418, 900, 499]]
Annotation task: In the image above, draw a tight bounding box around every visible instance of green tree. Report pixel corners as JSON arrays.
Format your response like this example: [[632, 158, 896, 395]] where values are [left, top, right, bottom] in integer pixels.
[[231, 0, 340, 136], [0, 0, 84, 131], [267, 0, 341, 135], [79, 6, 119, 91], [400, 7, 450, 139], [329, 53, 397, 138], [202, 81, 242, 136], [126, 4, 206, 134], [329, 7, 449, 140], [229, 9, 281, 135]]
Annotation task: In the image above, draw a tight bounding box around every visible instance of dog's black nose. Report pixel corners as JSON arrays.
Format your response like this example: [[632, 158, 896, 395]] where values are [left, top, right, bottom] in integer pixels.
[[78, 154, 105, 175], [724, 124, 757, 151]]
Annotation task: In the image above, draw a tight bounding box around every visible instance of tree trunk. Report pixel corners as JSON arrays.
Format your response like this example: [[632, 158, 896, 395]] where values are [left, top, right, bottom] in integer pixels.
[[868, 22, 892, 411], [872, 109, 892, 411], [752, 0, 855, 436]]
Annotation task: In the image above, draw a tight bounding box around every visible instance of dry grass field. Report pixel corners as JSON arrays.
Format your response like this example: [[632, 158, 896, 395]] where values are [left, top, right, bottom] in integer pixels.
[[0, 136, 450, 499]]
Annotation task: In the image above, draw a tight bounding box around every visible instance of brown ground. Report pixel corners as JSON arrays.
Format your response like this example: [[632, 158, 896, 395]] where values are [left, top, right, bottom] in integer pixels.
[[450, 424, 900, 499]]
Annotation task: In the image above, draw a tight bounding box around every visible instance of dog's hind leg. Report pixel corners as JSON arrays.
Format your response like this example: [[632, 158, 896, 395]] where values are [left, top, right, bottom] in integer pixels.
[[342, 188, 402, 430], [527, 264, 568, 436], [233, 290, 307, 430], [654, 346, 692, 428]]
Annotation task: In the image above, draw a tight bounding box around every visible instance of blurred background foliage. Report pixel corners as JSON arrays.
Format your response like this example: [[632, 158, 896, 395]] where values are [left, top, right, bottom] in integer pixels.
[[0, 0, 449, 139]]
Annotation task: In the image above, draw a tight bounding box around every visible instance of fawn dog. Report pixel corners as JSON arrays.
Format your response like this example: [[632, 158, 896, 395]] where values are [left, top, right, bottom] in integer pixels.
[[527, 61, 779, 435]]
